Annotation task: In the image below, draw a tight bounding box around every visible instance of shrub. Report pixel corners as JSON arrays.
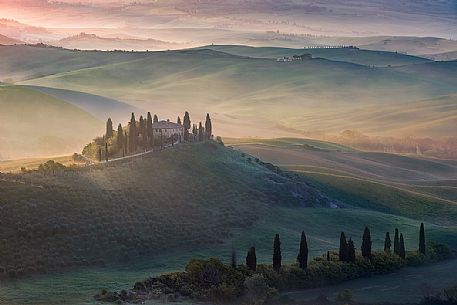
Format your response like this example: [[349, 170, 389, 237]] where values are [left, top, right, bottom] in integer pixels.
[[336, 289, 353, 302]]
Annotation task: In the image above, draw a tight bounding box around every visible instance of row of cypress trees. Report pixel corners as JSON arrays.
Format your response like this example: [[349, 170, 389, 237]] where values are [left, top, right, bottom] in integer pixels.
[[242, 223, 426, 272]]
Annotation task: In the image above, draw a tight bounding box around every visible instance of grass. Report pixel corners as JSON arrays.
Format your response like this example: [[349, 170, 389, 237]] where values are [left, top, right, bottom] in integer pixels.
[[0, 155, 74, 173]]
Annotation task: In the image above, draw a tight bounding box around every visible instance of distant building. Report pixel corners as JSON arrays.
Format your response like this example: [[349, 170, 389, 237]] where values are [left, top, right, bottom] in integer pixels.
[[277, 53, 312, 62], [152, 120, 184, 142]]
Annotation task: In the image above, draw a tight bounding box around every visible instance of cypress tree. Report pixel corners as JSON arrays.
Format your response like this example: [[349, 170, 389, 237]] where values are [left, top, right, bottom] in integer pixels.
[[117, 124, 124, 150], [146, 112, 153, 147], [419, 223, 426, 255], [198, 122, 204, 142], [399, 233, 406, 259], [123, 131, 127, 157], [246, 247, 256, 271], [347, 238, 356, 263], [231, 247, 237, 268], [183, 111, 191, 141], [106, 118, 113, 139], [297, 231, 308, 269], [205, 113, 212, 140], [98, 147, 102, 162], [153, 114, 159, 123], [177, 116, 182, 125], [361, 227, 372, 259], [105, 142, 108, 162], [394, 228, 400, 255], [327, 251, 330, 261], [384, 232, 391, 253], [339, 232, 348, 262], [128, 113, 137, 153], [273, 234, 282, 271]]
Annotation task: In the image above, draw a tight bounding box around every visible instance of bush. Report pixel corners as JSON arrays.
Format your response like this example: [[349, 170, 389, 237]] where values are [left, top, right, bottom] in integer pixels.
[[336, 289, 353, 302]]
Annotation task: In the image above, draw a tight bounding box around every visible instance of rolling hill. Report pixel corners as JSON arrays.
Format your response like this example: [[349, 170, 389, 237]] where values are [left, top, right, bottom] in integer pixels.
[[0, 85, 103, 160], [198, 45, 432, 67], [7, 45, 454, 141], [0, 34, 21, 45], [1, 142, 456, 305]]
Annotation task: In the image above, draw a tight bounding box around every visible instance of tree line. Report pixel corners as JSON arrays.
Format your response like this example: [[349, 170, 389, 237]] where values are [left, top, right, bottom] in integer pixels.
[[242, 223, 427, 271]]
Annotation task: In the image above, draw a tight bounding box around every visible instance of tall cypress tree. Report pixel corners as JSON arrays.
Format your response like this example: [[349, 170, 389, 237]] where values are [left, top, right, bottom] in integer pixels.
[[399, 233, 406, 259], [128, 113, 137, 153], [347, 238, 356, 263], [98, 147, 102, 162], [361, 227, 372, 259], [153, 114, 159, 123], [205, 113, 212, 140], [384, 232, 391, 253], [246, 247, 256, 271], [177, 116, 182, 125], [183, 111, 191, 141], [106, 118, 113, 139], [146, 112, 153, 147], [123, 131, 127, 157], [198, 122, 203, 142], [394, 228, 400, 255], [117, 123, 124, 151], [273, 234, 282, 271], [327, 251, 330, 261], [419, 223, 426, 255], [339, 232, 348, 262], [297, 231, 308, 269], [105, 142, 109, 162]]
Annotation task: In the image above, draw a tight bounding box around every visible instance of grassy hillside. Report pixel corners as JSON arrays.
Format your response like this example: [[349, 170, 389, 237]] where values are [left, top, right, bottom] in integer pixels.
[[7, 46, 454, 140], [22, 85, 143, 123], [232, 139, 457, 225], [0, 142, 456, 305], [199, 45, 431, 67], [0, 85, 103, 160]]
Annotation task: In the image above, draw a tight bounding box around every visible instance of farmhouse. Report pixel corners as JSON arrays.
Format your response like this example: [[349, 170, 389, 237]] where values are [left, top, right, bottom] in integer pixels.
[[152, 120, 184, 142]]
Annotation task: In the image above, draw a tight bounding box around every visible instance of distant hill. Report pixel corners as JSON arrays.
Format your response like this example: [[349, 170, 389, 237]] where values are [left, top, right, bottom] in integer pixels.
[[22, 85, 143, 123], [0, 34, 22, 45], [0, 85, 103, 160], [55, 32, 183, 51], [199, 45, 431, 67]]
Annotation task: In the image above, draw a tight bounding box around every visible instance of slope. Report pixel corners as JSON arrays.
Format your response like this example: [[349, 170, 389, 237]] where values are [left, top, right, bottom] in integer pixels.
[[0, 34, 22, 46], [0, 85, 103, 160], [22, 85, 143, 123]]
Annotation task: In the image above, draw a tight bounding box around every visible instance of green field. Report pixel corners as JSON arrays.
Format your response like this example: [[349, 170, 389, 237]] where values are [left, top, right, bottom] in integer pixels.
[[0, 85, 103, 160]]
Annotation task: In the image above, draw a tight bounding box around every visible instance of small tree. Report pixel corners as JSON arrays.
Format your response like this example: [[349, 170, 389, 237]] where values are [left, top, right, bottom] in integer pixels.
[[327, 251, 330, 261], [361, 227, 372, 259], [146, 112, 153, 147], [153, 114, 159, 123], [384, 232, 391, 253], [128, 113, 137, 153], [98, 147, 102, 162], [394, 228, 400, 255], [205, 113, 212, 140], [347, 238, 356, 262], [231, 247, 237, 268], [106, 118, 113, 139], [273, 234, 282, 271], [419, 223, 426, 255], [399, 233, 406, 259], [117, 123, 124, 150], [297, 231, 308, 269], [339, 232, 348, 262], [105, 142, 108, 162], [198, 122, 204, 142], [177, 116, 182, 125], [183, 111, 191, 141], [246, 247, 257, 271]]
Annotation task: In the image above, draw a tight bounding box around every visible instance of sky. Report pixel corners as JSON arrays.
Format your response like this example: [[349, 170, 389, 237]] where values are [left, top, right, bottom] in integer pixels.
[[0, 0, 456, 45]]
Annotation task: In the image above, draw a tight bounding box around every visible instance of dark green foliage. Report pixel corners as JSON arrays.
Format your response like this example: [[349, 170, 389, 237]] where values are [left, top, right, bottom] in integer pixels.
[[246, 247, 257, 271], [339, 232, 348, 262], [273, 234, 282, 271], [105, 118, 113, 139], [123, 131, 127, 157], [37, 160, 66, 175], [146, 112, 153, 146], [98, 147, 102, 162], [347, 238, 356, 263], [105, 142, 108, 162], [399, 233, 406, 259], [419, 222, 426, 255], [384, 232, 391, 252], [336, 289, 353, 302], [128, 112, 137, 153], [326, 251, 330, 261], [183, 111, 191, 141], [117, 124, 124, 150], [198, 122, 204, 142], [205, 113, 212, 140], [153, 114, 158, 123], [297, 231, 308, 269], [361, 227, 372, 259], [177, 116, 182, 125], [394, 228, 400, 255]]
